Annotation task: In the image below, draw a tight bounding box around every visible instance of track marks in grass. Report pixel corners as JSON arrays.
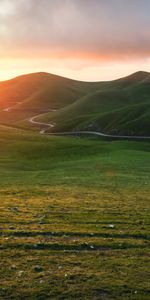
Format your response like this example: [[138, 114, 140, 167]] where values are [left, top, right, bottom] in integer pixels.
[[2, 230, 150, 241]]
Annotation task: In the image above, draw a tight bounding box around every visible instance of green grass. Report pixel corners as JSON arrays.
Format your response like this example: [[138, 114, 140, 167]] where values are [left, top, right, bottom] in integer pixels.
[[1, 71, 150, 136], [36, 71, 150, 136], [0, 72, 100, 125], [0, 125, 150, 299]]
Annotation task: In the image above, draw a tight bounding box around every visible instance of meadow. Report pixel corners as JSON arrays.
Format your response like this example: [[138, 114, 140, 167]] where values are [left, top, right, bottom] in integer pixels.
[[0, 126, 150, 299]]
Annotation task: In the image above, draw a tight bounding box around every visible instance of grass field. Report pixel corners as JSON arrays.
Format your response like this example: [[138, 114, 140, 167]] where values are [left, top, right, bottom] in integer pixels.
[[0, 126, 150, 299]]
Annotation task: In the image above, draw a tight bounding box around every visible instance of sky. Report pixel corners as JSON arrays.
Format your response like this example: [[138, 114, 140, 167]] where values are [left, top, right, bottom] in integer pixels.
[[0, 0, 150, 81]]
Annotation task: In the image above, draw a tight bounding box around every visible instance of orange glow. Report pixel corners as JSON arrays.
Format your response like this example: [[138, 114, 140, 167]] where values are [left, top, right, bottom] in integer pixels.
[[0, 56, 149, 83], [0, 48, 150, 82], [0, 0, 149, 81], [1, 46, 150, 62]]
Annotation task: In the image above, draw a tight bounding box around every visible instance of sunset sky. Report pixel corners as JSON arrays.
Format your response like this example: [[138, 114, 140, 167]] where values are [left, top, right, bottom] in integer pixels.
[[0, 0, 150, 81]]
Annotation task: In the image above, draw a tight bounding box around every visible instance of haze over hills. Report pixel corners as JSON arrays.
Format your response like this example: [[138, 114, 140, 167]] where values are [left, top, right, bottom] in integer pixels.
[[0, 72, 100, 125], [0, 71, 150, 136], [0, 72, 90, 109]]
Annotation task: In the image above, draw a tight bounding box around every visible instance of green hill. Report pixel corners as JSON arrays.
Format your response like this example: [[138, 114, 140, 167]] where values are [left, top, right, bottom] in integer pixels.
[[37, 71, 150, 136], [0, 71, 150, 135], [0, 72, 103, 111], [0, 72, 101, 125]]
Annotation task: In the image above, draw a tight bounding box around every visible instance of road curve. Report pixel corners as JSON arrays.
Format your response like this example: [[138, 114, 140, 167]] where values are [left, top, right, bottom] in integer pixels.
[[29, 114, 150, 140], [29, 115, 55, 134], [3, 104, 150, 140]]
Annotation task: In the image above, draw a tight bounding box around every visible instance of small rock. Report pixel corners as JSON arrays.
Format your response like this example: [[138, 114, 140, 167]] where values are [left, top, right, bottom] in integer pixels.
[[39, 280, 44, 284], [58, 265, 63, 270], [11, 207, 19, 213], [34, 242, 44, 249], [11, 265, 16, 269], [38, 220, 45, 224], [34, 265, 43, 272], [90, 245, 94, 249], [108, 224, 115, 228], [18, 271, 24, 277], [9, 226, 15, 230]]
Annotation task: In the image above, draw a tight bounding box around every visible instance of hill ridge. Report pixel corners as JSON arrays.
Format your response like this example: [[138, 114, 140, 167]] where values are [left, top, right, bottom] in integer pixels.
[[0, 70, 149, 136]]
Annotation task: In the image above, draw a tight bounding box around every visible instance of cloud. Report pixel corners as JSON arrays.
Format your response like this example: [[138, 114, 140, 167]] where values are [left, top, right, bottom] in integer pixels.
[[0, 0, 150, 61]]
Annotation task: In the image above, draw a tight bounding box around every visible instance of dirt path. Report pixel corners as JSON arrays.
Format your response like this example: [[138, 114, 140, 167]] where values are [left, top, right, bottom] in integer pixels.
[[2, 105, 150, 139], [28, 113, 150, 140], [29, 115, 55, 134]]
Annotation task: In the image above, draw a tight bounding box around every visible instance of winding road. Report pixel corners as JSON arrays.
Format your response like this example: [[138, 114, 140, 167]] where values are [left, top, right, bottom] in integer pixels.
[[29, 113, 150, 140], [2, 105, 150, 140], [29, 115, 55, 134]]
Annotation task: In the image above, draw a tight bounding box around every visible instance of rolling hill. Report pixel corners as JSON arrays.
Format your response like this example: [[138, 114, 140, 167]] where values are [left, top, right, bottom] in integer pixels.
[[0, 72, 102, 125], [0, 71, 150, 135], [36, 71, 150, 136], [0, 72, 104, 111]]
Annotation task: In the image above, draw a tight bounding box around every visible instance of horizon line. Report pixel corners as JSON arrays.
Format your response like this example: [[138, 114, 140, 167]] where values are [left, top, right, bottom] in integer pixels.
[[0, 69, 149, 84]]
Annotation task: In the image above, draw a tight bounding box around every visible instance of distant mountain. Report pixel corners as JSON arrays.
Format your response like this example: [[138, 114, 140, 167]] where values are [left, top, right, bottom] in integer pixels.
[[0, 71, 149, 135]]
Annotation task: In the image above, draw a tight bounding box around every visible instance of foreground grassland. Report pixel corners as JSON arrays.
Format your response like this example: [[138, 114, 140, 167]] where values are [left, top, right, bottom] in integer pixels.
[[0, 126, 150, 299]]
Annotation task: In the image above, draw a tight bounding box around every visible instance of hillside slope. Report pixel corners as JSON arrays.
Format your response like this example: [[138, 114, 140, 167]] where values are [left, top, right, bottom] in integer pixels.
[[0, 72, 101, 125], [0, 71, 150, 135], [0, 72, 105, 110], [37, 71, 150, 136]]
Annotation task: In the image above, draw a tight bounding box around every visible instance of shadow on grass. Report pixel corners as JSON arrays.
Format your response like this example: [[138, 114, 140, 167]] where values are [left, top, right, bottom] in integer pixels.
[[4, 231, 150, 241], [1, 242, 149, 251]]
